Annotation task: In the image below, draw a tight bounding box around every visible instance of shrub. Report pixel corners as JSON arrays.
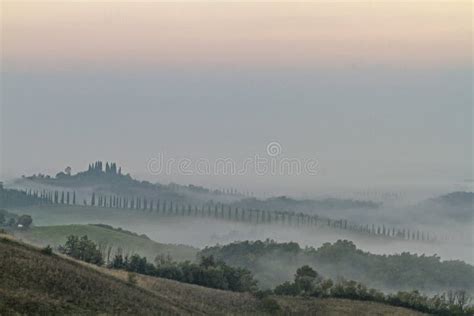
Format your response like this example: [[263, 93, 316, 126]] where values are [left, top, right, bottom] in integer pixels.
[[260, 297, 280, 313], [274, 281, 300, 296], [127, 272, 138, 285], [41, 245, 53, 255], [254, 289, 273, 299]]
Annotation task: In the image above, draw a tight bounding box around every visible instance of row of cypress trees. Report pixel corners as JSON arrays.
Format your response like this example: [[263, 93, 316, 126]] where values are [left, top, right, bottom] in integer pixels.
[[86, 192, 438, 242], [19, 187, 443, 243]]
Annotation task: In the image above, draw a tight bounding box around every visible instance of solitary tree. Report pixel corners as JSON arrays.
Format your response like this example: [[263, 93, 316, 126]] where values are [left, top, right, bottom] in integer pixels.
[[17, 214, 33, 229], [294, 265, 322, 295]]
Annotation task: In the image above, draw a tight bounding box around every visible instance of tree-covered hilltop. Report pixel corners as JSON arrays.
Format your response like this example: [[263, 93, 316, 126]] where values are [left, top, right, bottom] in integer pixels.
[[200, 239, 474, 293], [431, 192, 473, 208], [25, 161, 141, 187], [20, 161, 247, 204], [19, 161, 381, 210], [412, 192, 474, 224]]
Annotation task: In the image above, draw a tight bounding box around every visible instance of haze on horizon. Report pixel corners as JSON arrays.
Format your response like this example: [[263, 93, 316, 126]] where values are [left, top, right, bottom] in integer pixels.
[[1, 1, 472, 197]]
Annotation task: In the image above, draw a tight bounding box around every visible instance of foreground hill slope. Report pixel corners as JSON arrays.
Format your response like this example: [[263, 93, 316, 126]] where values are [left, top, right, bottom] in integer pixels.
[[0, 236, 424, 315], [101, 268, 424, 316], [0, 235, 188, 315], [15, 224, 198, 262]]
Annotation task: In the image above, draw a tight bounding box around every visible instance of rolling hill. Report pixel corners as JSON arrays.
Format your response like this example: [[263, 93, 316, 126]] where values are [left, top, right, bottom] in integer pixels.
[[0, 235, 425, 315], [0, 235, 186, 315], [15, 224, 198, 262]]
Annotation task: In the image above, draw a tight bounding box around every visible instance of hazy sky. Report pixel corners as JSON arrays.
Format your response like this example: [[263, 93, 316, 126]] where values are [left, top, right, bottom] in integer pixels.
[[1, 1, 472, 196]]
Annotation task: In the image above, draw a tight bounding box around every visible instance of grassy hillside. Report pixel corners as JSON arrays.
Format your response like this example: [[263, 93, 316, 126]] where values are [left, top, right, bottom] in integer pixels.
[[15, 224, 197, 262], [274, 297, 424, 315], [0, 235, 187, 315], [0, 235, 425, 315]]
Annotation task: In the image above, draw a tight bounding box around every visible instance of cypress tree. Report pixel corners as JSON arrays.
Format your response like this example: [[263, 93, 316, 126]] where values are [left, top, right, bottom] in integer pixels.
[[91, 193, 96, 206]]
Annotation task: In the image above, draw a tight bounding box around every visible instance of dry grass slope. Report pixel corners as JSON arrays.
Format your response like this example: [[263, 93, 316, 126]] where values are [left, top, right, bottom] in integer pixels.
[[100, 268, 262, 315], [100, 266, 426, 316], [276, 297, 426, 315], [0, 235, 187, 315]]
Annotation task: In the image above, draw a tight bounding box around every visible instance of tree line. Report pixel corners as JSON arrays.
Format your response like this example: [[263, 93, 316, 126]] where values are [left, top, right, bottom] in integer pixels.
[[201, 239, 474, 293], [85, 192, 440, 242], [269, 265, 473, 316], [0, 184, 51, 208], [18, 186, 444, 243], [58, 234, 257, 292]]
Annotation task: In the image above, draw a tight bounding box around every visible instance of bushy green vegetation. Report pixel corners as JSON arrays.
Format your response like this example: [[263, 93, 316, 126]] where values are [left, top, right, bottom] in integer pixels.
[[0, 209, 33, 229], [272, 265, 473, 315], [109, 252, 258, 292], [59, 235, 104, 265], [201, 239, 474, 292], [0, 209, 17, 227], [58, 234, 258, 293]]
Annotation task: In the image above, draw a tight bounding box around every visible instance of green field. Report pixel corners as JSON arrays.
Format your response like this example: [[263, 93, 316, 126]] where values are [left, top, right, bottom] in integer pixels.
[[8, 204, 162, 227], [15, 224, 198, 262]]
